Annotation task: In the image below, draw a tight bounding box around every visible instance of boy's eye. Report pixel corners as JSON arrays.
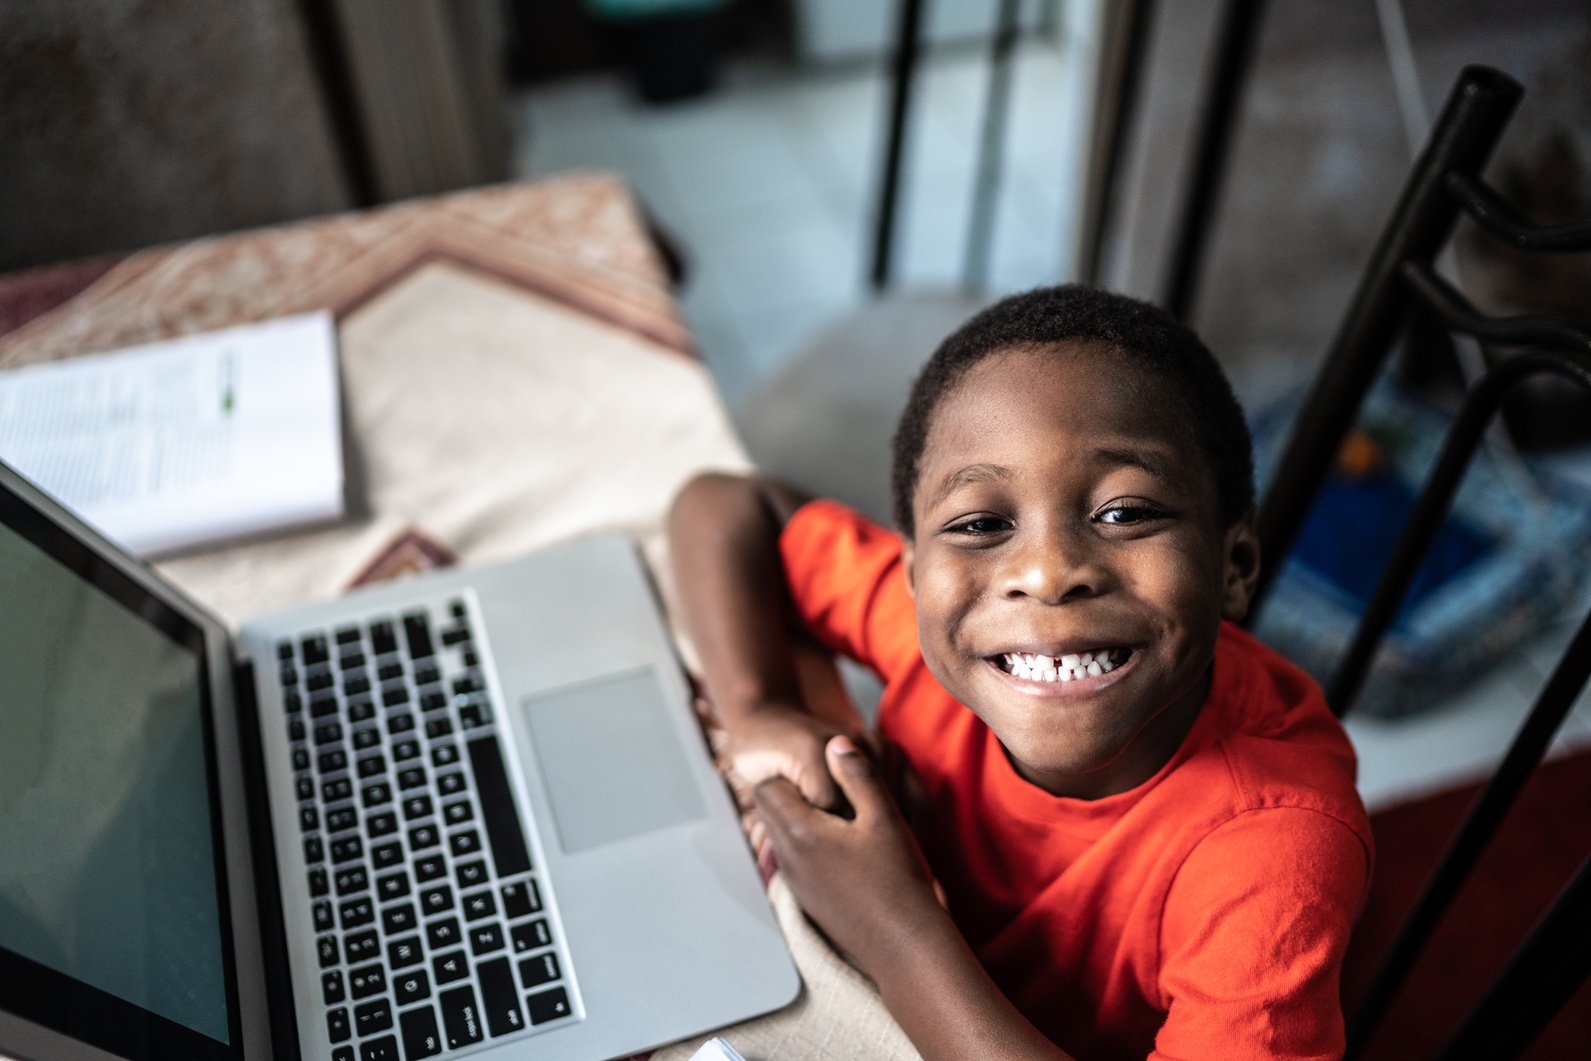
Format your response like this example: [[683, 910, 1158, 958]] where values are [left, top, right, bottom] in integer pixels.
[[1095, 502, 1167, 526], [946, 515, 1012, 536]]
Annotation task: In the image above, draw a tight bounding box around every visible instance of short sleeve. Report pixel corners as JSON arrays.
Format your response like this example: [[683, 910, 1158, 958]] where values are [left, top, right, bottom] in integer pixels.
[[779, 500, 920, 681], [1152, 807, 1372, 1061]]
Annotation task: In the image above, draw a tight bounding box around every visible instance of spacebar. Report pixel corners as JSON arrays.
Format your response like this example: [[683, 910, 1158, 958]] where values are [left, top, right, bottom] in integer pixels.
[[467, 737, 532, 876]]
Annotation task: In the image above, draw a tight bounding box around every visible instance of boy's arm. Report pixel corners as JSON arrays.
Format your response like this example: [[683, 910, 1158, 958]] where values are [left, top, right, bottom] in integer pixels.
[[667, 472, 870, 811], [755, 738, 1076, 1061]]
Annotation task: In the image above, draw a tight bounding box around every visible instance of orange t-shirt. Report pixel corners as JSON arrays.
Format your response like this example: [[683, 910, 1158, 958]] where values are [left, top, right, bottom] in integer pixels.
[[780, 500, 1373, 1060]]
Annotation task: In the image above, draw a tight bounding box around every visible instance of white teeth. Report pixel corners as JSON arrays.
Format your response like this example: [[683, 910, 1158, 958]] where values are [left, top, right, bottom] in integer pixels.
[[1002, 649, 1128, 683]]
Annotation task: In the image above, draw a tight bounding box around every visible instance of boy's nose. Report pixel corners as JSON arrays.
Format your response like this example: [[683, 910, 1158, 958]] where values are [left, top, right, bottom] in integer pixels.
[[999, 529, 1105, 604]]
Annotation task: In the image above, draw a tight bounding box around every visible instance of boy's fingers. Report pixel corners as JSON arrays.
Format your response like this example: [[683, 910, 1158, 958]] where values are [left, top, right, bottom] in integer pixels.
[[751, 776, 813, 837], [825, 736, 888, 819]]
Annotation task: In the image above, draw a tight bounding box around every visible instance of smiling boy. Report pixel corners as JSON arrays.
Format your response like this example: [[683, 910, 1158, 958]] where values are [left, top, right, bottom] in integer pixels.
[[669, 286, 1372, 1059]]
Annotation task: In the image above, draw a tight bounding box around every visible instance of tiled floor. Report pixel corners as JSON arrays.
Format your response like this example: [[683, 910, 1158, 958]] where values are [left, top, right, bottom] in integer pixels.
[[509, 40, 1591, 813]]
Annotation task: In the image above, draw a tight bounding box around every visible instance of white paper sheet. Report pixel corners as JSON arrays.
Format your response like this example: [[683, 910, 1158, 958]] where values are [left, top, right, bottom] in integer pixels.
[[0, 311, 344, 555]]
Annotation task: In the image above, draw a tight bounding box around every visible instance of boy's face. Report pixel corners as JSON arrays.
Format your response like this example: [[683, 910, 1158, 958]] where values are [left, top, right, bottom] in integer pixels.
[[902, 343, 1259, 800]]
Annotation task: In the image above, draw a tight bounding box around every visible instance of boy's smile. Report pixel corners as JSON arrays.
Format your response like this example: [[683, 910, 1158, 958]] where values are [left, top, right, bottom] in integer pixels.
[[902, 343, 1259, 799]]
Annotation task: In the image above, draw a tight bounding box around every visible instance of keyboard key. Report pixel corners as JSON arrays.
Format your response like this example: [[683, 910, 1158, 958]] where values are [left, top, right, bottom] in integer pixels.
[[442, 800, 473, 825], [469, 923, 504, 956], [432, 949, 469, 986], [389, 712, 416, 735], [455, 860, 486, 889], [334, 866, 369, 896], [397, 767, 428, 791], [307, 670, 335, 693], [371, 620, 397, 655], [296, 776, 315, 802], [345, 931, 379, 963], [526, 986, 572, 1025], [519, 950, 560, 989], [440, 984, 483, 1049], [431, 744, 460, 768], [277, 640, 295, 661], [319, 749, 349, 773], [425, 718, 453, 739], [420, 885, 453, 916], [308, 867, 329, 897], [360, 1034, 399, 1061], [467, 738, 532, 876], [331, 836, 363, 863], [335, 625, 361, 646], [349, 963, 387, 1000], [459, 703, 490, 729], [426, 917, 461, 949], [400, 1004, 443, 1059], [327, 1006, 350, 1043], [348, 700, 376, 723], [395, 968, 431, 1006], [441, 625, 471, 647], [382, 903, 418, 935], [451, 675, 479, 696], [287, 718, 306, 743], [304, 836, 325, 864], [463, 649, 479, 667], [362, 782, 393, 807], [415, 662, 440, 686], [326, 807, 359, 833], [371, 841, 403, 869], [352, 726, 381, 750], [414, 854, 447, 882], [367, 812, 398, 838], [511, 919, 552, 953], [403, 795, 434, 820], [292, 747, 311, 772], [281, 661, 299, 687], [450, 600, 466, 619], [339, 650, 365, 671], [344, 674, 371, 697], [420, 690, 448, 712], [301, 635, 330, 666], [383, 685, 411, 708], [478, 957, 524, 1037], [437, 772, 465, 796], [322, 776, 353, 802], [354, 998, 393, 1036], [502, 879, 541, 919], [338, 898, 374, 930], [284, 690, 303, 714], [409, 824, 440, 851], [311, 696, 339, 719], [378, 661, 404, 682], [316, 934, 339, 967], [388, 935, 423, 969], [449, 830, 482, 859], [461, 889, 495, 921], [322, 970, 345, 1004], [313, 901, 334, 932], [403, 613, 435, 660], [377, 872, 411, 901]]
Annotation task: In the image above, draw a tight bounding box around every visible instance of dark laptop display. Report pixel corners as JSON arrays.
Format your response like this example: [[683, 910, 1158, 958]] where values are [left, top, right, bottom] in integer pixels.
[[0, 486, 242, 1060]]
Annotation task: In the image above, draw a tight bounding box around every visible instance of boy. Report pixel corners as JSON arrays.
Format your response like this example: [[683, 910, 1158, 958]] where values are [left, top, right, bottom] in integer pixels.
[[668, 286, 1372, 1059]]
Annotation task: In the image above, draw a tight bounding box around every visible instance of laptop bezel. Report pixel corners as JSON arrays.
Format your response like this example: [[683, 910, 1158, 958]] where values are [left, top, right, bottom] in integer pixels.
[[0, 461, 278, 1060]]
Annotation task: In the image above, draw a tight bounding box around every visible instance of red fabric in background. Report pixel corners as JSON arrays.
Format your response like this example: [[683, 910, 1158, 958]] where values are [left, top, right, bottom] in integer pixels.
[[1342, 748, 1591, 1059]]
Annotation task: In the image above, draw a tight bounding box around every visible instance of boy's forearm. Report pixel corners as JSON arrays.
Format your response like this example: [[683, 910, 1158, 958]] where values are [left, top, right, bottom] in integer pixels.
[[873, 912, 1076, 1061], [666, 472, 809, 723]]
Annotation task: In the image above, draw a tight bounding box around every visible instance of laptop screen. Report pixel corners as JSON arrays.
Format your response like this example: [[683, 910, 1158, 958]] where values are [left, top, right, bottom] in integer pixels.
[[0, 483, 240, 1060]]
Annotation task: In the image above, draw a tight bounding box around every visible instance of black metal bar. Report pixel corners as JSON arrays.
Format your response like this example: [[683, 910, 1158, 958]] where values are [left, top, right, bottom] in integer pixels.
[[1249, 66, 1522, 614], [1341, 351, 1591, 1053], [963, 0, 1022, 294], [1159, 0, 1269, 321], [293, 0, 378, 206], [1079, 0, 1157, 285], [1404, 262, 1591, 350], [871, 0, 928, 291], [1436, 854, 1591, 1059], [1446, 172, 1591, 251]]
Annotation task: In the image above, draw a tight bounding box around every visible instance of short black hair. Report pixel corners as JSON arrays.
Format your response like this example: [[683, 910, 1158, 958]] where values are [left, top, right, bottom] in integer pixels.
[[889, 284, 1254, 535]]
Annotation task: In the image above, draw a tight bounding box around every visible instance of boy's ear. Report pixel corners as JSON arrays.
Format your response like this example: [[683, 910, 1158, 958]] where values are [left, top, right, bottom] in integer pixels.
[[1220, 511, 1262, 622], [901, 535, 917, 600]]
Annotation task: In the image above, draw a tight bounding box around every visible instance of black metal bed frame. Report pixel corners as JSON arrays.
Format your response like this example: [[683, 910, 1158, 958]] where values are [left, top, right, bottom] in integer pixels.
[[1245, 65, 1591, 1058]]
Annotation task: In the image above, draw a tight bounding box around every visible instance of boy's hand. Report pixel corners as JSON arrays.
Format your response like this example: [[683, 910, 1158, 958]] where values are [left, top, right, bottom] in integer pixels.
[[753, 736, 947, 978], [726, 704, 863, 813]]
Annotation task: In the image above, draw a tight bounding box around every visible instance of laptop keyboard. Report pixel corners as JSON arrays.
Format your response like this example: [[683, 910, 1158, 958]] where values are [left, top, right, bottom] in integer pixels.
[[277, 598, 580, 1060]]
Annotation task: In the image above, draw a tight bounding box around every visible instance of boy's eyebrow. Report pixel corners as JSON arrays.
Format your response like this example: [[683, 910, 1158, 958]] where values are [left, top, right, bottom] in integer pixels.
[[928, 463, 1012, 508], [1087, 445, 1177, 481]]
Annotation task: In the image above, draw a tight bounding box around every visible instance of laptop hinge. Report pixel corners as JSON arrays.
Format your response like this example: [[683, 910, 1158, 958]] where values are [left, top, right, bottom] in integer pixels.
[[234, 657, 303, 1061]]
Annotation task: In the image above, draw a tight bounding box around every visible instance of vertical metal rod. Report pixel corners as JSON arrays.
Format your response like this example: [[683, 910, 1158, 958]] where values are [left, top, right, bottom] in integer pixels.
[[963, 0, 1023, 294], [1159, 0, 1268, 321], [1248, 65, 1522, 615], [871, 0, 929, 291], [1076, 0, 1157, 285], [1435, 854, 1591, 1060]]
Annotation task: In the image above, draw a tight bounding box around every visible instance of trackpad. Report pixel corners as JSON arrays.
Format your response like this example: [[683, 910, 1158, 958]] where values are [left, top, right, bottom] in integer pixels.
[[521, 668, 706, 854]]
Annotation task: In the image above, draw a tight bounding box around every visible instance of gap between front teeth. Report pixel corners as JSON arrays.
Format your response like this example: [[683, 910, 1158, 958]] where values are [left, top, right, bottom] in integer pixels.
[[1002, 649, 1124, 683]]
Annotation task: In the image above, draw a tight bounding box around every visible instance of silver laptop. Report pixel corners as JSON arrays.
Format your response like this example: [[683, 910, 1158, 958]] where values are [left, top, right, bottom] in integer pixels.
[[0, 458, 799, 1061]]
